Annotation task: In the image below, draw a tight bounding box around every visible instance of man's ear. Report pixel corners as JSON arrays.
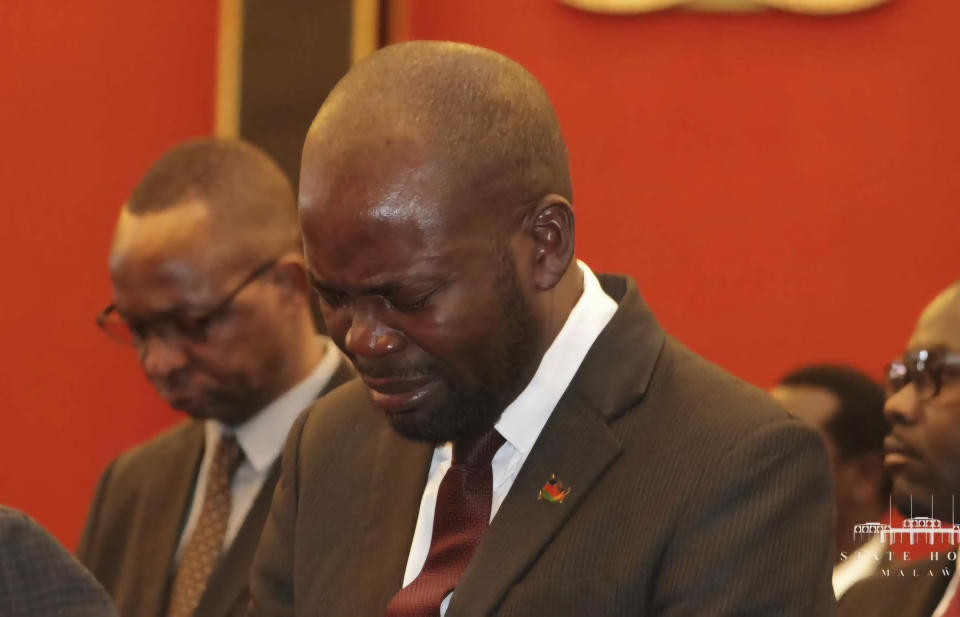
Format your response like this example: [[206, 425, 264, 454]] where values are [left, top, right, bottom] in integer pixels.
[[529, 194, 575, 291], [271, 255, 311, 304]]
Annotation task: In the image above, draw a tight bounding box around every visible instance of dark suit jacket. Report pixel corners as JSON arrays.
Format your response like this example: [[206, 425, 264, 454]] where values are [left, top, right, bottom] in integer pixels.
[[838, 559, 955, 617], [78, 358, 355, 617], [0, 505, 117, 617], [250, 275, 836, 617]]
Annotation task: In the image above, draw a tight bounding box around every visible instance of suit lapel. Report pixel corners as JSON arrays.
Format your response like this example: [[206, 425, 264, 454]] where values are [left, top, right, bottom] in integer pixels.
[[193, 350, 356, 616], [447, 390, 621, 616], [193, 463, 280, 617], [140, 421, 205, 616], [353, 410, 433, 616], [449, 275, 666, 616]]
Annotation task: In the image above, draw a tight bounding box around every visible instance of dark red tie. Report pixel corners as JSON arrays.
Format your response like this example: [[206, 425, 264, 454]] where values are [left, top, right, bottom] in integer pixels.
[[386, 429, 506, 617]]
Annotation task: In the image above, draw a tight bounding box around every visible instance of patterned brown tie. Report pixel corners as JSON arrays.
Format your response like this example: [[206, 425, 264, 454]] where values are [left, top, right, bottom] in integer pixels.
[[166, 433, 243, 617], [386, 429, 506, 617]]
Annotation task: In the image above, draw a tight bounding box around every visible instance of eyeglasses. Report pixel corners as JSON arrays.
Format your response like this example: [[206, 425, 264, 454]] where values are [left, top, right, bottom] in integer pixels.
[[885, 349, 960, 400], [96, 258, 278, 347]]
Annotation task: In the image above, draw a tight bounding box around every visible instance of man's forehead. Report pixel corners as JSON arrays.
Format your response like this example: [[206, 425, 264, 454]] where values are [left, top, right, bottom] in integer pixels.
[[299, 145, 490, 289], [111, 201, 210, 262], [300, 172, 472, 269], [109, 202, 232, 303], [910, 288, 960, 351], [300, 124, 459, 217], [306, 234, 459, 288], [910, 314, 960, 351]]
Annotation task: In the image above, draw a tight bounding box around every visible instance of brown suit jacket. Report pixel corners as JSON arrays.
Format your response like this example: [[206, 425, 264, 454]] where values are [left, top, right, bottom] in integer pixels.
[[250, 275, 836, 617], [78, 357, 355, 617], [838, 559, 955, 617]]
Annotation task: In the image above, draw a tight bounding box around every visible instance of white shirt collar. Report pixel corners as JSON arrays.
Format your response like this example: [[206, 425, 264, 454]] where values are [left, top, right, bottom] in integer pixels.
[[206, 336, 341, 472], [494, 260, 618, 456], [832, 534, 884, 599]]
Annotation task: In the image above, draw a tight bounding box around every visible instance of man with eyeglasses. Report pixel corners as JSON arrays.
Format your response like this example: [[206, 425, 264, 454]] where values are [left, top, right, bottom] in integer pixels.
[[838, 281, 960, 617], [77, 138, 354, 617]]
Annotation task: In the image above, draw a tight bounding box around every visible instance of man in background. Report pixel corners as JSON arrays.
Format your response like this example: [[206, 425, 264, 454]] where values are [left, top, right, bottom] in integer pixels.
[[78, 138, 353, 617], [773, 364, 889, 598], [1, 505, 116, 616], [250, 41, 835, 616], [839, 281, 960, 617]]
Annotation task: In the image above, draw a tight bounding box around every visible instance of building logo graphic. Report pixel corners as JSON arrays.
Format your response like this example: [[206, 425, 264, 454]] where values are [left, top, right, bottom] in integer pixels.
[[854, 517, 960, 547], [847, 496, 958, 578]]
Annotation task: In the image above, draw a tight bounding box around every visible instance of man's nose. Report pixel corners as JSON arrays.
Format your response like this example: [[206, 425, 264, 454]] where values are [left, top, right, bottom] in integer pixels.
[[139, 334, 190, 380], [344, 304, 405, 358], [885, 384, 922, 425]]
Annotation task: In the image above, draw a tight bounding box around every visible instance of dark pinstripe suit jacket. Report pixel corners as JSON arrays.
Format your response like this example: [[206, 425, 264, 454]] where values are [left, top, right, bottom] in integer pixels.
[[250, 274, 836, 617], [77, 358, 355, 617], [838, 559, 955, 617], [0, 506, 117, 617]]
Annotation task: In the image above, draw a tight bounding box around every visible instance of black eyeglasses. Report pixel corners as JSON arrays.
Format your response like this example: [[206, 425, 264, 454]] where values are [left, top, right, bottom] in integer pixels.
[[96, 258, 278, 347], [885, 349, 960, 400]]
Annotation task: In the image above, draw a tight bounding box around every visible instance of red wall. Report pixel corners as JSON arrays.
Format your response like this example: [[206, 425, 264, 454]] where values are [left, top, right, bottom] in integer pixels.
[[0, 1, 218, 547], [1, 0, 958, 550], [391, 0, 960, 388]]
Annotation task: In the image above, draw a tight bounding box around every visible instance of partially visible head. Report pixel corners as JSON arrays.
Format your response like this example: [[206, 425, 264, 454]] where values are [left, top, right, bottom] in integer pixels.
[[299, 41, 579, 443], [106, 138, 317, 425], [773, 365, 889, 515], [884, 281, 960, 520]]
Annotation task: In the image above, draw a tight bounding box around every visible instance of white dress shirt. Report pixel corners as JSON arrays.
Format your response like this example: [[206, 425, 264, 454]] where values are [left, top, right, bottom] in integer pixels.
[[174, 337, 341, 562], [400, 261, 618, 614], [832, 535, 884, 599]]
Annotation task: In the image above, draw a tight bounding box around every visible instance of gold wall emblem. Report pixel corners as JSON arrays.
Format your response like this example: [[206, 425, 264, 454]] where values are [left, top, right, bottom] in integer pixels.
[[559, 0, 890, 15]]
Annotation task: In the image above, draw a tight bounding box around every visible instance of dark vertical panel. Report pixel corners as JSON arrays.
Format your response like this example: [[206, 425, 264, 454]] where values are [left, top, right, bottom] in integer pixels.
[[239, 0, 353, 186]]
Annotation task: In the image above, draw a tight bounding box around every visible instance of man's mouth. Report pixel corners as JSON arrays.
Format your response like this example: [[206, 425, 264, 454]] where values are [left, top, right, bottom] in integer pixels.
[[884, 436, 921, 468], [361, 374, 439, 414], [167, 390, 200, 407]]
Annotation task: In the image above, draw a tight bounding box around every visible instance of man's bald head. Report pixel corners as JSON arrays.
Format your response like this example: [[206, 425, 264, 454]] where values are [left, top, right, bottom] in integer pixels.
[[921, 280, 960, 318], [303, 41, 572, 225], [124, 137, 300, 267], [911, 280, 960, 351]]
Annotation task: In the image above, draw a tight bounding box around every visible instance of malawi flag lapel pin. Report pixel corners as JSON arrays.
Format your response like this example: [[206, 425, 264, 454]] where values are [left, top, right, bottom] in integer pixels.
[[538, 474, 571, 504]]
